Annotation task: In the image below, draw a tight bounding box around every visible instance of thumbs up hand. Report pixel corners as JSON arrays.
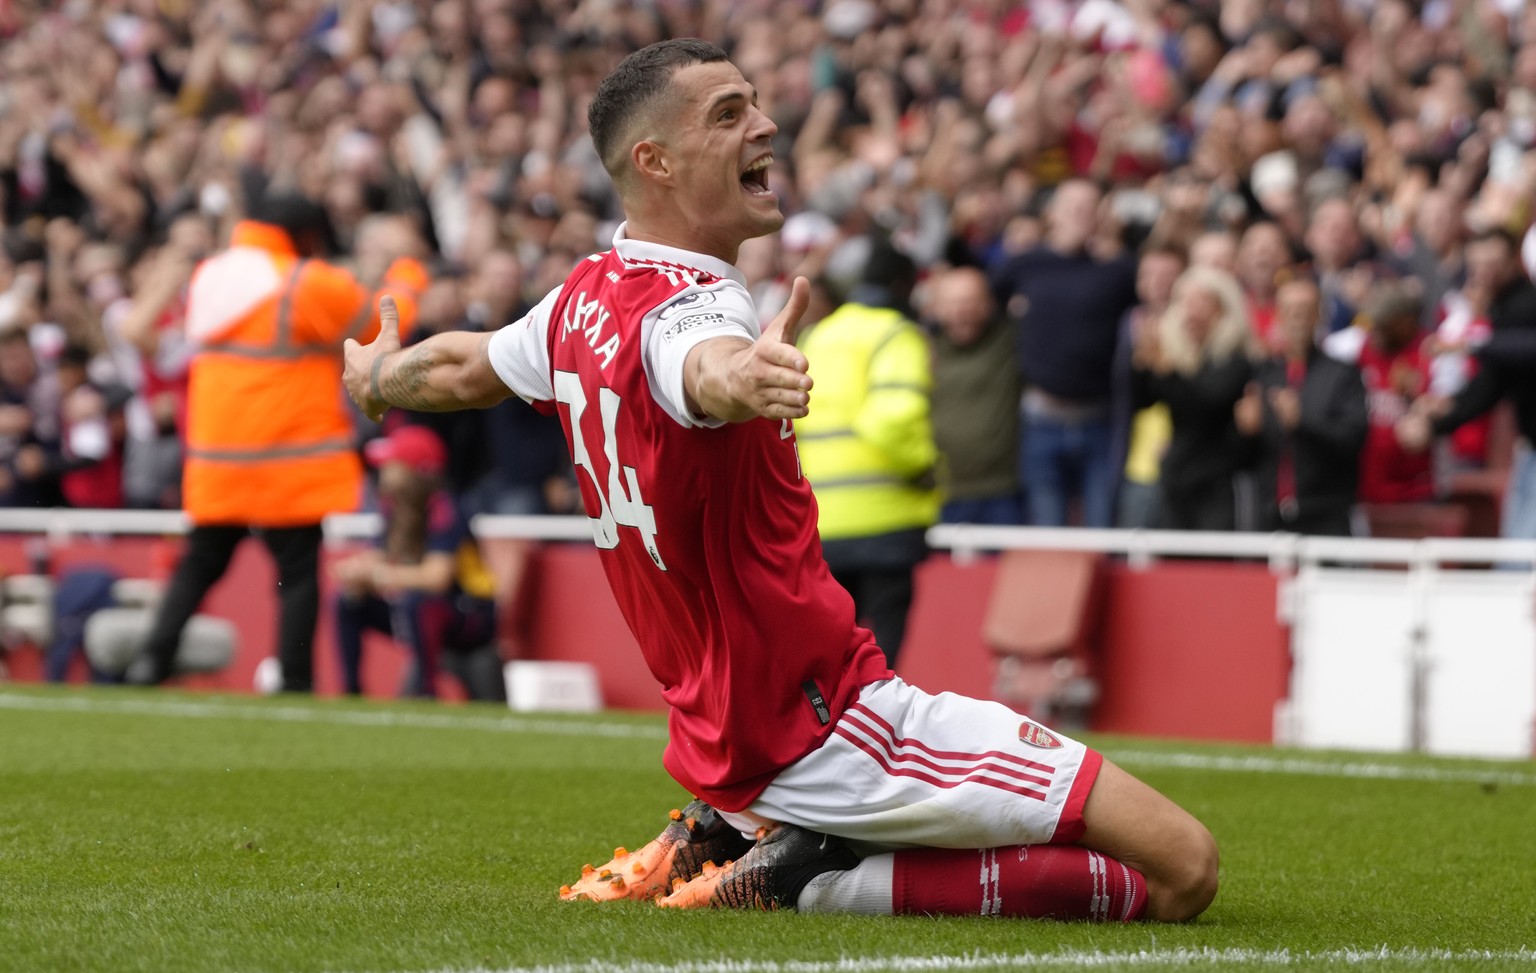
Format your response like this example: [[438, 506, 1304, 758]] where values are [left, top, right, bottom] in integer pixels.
[[344, 295, 404, 422], [743, 276, 814, 419], [685, 276, 817, 423]]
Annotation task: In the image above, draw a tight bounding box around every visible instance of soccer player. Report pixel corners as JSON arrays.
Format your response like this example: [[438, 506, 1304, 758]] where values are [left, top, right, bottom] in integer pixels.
[[343, 39, 1218, 922]]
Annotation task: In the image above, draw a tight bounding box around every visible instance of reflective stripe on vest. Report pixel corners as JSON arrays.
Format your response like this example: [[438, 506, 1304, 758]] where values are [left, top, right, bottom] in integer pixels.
[[798, 428, 858, 442], [273, 260, 305, 348], [201, 260, 339, 359], [195, 343, 337, 361], [341, 299, 375, 340], [186, 436, 355, 464], [809, 473, 915, 489]]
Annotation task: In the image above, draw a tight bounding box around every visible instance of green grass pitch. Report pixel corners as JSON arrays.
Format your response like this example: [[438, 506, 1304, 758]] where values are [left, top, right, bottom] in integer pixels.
[[1, 686, 1533, 973]]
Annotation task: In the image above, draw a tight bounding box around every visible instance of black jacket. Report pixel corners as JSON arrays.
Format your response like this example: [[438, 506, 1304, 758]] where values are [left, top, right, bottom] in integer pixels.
[[1131, 354, 1252, 497], [1239, 350, 1368, 533], [1434, 276, 1536, 445]]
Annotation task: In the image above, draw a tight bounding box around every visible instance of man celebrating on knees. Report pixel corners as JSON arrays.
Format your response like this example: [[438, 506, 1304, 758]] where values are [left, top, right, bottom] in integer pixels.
[[344, 39, 1217, 922]]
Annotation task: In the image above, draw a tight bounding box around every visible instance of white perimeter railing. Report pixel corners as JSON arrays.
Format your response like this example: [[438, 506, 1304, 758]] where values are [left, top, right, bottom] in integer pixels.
[[928, 524, 1536, 571], [0, 508, 1533, 570], [4, 508, 1532, 757]]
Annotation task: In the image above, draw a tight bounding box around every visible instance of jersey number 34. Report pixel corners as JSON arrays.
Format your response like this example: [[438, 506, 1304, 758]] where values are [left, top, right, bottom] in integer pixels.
[[553, 370, 667, 571]]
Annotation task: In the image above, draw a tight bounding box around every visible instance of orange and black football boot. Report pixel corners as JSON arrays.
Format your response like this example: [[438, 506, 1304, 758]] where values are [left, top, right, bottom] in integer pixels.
[[559, 799, 755, 902], [654, 823, 858, 910]]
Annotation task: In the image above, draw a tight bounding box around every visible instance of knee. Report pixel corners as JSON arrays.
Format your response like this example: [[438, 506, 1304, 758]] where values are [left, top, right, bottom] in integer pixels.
[[1148, 823, 1219, 922]]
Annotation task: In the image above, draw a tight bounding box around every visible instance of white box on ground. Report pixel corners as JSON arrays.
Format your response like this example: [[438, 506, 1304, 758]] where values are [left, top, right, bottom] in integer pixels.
[[504, 660, 603, 713]]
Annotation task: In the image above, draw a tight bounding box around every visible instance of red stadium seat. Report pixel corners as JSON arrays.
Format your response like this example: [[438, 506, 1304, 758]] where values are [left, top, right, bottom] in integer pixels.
[[1361, 503, 1468, 539], [983, 550, 1104, 727]]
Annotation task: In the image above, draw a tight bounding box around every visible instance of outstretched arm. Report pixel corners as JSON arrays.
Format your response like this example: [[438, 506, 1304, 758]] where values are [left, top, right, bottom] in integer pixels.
[[683, 276, 813, 423], [343, 296, 510, 420]]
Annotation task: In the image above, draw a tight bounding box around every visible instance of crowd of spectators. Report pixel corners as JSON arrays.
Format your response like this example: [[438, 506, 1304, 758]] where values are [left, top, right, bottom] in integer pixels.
[[2, 0, 1534, 539]]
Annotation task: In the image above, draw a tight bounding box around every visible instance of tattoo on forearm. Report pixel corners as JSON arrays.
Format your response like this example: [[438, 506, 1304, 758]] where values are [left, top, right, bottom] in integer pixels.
[[378, 346, 438, 411]]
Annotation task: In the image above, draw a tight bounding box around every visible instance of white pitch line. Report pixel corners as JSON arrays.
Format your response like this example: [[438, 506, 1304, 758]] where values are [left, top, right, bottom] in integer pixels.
[[1, 691, 1531, 788], [395, 946, 1536, 973], [0, 691, 667, 741], [1102, 749, 1536, 788]]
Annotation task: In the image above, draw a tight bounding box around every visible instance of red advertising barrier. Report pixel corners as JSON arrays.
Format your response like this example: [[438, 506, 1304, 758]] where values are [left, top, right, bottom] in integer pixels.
[[1, 536, 1289, 742]]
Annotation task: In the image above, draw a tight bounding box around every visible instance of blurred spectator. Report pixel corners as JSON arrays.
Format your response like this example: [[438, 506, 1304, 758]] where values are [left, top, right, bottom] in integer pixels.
[[1236, 221, 1292, 352], [992, 180, 1137, 527], [0, 0, 1528, 549], [1189, 230, 1238, 275], [54, 342, 128, 509], [799, 243, 937, 669], [134, 193, 427, 692], [1303, 197, 1369, 337], [465, 249, 575, 517], [387, 271, 488, 501], [111, 212, 211, 509], [333, 425, 503, 701], [0, 328, 63, 507], [926, 265, 1020, 526], [1131, 266, 1256, 531], [1113, 241, 1186, 529], [1402, 229, 1536, 542], [1427, 229, 1504, 470], [1390, 188, 1466, 329], [1325, 286, 1435, 506], [1237, 277, 1368, 536]]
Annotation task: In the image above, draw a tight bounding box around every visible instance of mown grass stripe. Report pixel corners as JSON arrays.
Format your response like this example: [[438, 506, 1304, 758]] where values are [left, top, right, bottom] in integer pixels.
[[0, 691, 667, 740], [2, 691, 1531, 788]]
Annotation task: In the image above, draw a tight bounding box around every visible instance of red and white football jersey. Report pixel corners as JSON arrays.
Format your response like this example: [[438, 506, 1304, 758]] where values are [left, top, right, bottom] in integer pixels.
[[488, 225, 890, 811]]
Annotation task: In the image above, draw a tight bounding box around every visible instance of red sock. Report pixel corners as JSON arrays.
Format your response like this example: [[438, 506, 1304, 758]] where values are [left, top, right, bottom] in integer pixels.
[[892, 846, 1147, 922]]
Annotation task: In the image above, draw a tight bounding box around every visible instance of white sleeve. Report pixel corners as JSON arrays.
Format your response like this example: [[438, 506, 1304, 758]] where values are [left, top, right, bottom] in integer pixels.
[[642, 280, 759, 429], [1321, 325, 1366, 365], [487, 284, 561, 403]]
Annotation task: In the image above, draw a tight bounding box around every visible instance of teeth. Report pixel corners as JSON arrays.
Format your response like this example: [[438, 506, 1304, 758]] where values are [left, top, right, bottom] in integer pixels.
[[743, 155, 773, 174]]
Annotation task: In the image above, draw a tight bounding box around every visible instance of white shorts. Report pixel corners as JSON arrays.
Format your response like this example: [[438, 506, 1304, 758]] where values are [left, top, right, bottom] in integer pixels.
[[721, 677, 1102, 854]]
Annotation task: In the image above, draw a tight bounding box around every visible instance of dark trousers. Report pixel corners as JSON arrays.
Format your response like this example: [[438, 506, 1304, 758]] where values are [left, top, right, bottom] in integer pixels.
[[822, 527, 927, 670], [1270, 504, 1353, 537], [335, 591, 500, 700], [1158, 478, 1237, 532], [142, 524, 321, 691], [1020, 412, 1116, 528]]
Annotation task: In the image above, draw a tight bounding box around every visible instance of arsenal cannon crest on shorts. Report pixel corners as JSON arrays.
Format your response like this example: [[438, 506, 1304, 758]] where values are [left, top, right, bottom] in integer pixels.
[[1018, 721, 1064, 749]]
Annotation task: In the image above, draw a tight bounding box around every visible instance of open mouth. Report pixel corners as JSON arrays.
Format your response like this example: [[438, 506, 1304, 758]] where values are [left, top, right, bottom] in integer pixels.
[[740, 154, 773, 195]]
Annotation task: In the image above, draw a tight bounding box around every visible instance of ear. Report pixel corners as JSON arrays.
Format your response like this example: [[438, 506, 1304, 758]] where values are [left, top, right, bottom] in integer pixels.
[[631, 139, 672, 185]]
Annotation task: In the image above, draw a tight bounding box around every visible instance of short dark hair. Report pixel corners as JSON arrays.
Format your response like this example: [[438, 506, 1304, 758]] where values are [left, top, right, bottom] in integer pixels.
[[587, 38, 728, 180], [58, 343, 94, 370], [860, 239, 917, 292], [253, 192, 334, 250]]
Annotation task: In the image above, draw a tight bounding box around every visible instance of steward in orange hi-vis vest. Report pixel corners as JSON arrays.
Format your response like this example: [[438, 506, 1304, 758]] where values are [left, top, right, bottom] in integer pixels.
[[135, 195, 427, 694], [182, 220, 426, 525]]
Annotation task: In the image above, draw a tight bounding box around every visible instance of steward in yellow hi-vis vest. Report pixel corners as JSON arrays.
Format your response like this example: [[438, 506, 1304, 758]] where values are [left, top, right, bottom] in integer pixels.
[[135, 194, 426, 694], [796, 245, 937, 668]]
